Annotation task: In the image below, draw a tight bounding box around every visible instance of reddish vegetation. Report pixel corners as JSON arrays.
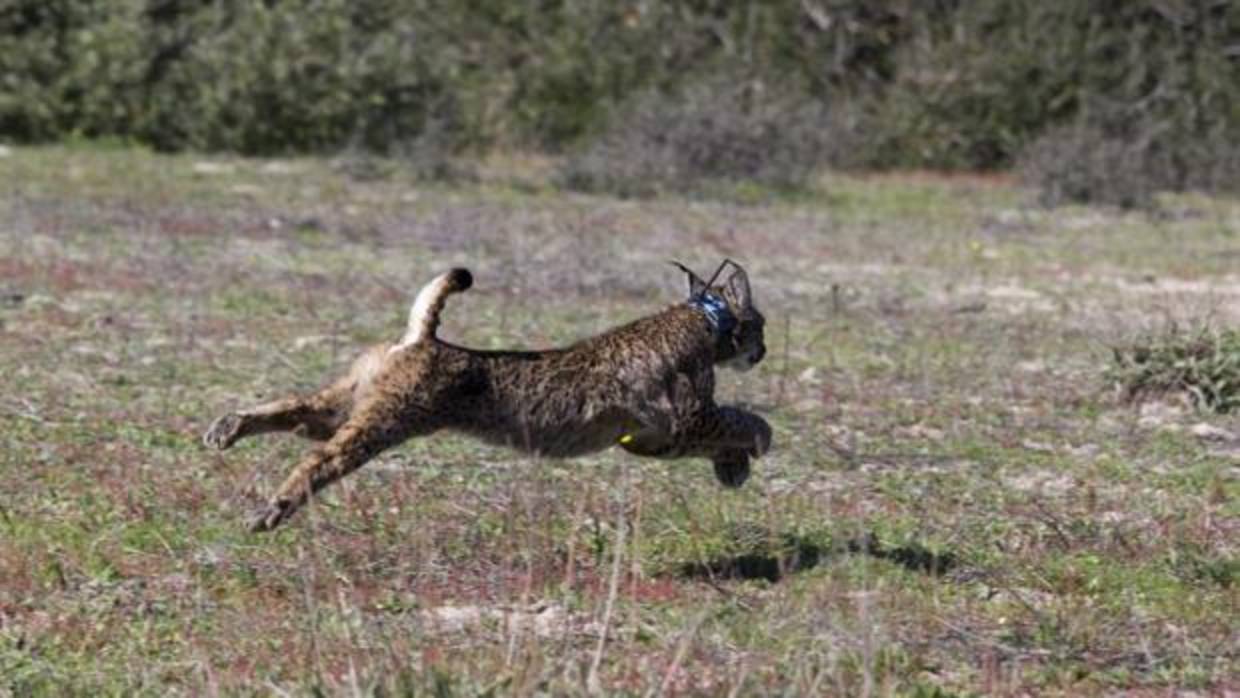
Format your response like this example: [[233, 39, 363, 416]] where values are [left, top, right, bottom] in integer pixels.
[[0, 257, 155, 294], [155, 213, 227, 238]]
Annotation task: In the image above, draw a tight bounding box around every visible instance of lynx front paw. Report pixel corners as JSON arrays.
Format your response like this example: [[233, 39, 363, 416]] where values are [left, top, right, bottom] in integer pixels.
[[203, 413, 244, 450], [712, 450, 751, 488], [247, 499, 294, 533]]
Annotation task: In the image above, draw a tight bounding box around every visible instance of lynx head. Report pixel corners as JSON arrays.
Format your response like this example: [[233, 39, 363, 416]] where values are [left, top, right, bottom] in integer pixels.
[[676, 259, 767, 372]]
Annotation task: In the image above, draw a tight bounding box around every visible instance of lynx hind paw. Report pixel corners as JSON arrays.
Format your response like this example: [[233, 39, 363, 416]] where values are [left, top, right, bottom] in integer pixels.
[[247, 499, 294, 533], [203, 413, 244, 450], [712, 451, 751, 488]]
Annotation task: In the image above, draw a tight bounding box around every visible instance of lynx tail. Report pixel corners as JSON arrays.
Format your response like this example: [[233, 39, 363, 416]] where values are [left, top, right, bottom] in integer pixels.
[[394, 268, 472, 349]]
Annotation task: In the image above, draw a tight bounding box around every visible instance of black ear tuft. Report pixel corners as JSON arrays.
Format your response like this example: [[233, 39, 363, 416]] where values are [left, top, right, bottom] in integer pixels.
[[670, 260, 709, 298], [724, 265, 751, 307]]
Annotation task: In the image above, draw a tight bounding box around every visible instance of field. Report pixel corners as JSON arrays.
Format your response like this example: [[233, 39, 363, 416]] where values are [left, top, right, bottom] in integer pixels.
[[0, 145, 1236, 696]]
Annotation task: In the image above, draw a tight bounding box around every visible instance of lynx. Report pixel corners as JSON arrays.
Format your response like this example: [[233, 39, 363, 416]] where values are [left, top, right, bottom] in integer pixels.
[[204, 260, 772, 532]]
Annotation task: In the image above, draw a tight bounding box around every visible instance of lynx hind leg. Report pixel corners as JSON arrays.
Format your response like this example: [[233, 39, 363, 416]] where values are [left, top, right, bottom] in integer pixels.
[[203, 412, 244, 450], [203, 343, 392, 451], [249, 400, 437, 532], [203, 387, 350, 450]]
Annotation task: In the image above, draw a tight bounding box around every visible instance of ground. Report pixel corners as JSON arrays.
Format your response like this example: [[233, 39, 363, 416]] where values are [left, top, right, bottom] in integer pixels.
[[0, 145, 1236, 696]]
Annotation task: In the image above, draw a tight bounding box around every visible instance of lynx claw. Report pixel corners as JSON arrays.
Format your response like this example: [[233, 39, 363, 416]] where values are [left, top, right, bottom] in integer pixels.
[[203, 413, 244, 450], [247, 499, 293, 533]]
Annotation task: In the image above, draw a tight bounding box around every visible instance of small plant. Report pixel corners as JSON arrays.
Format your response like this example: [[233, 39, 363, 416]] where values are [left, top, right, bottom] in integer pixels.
[[1108, 326, 1240, 413]]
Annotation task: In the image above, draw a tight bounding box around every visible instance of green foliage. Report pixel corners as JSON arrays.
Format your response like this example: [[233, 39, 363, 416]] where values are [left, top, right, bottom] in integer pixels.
[[0, 0, 146, 141], [0, 0, 743, 153], [1009, 2, 1240, 206], [0, 0, 1238, 180], [1109, 327, 1240, 413], [868, 1, 1240, 171]]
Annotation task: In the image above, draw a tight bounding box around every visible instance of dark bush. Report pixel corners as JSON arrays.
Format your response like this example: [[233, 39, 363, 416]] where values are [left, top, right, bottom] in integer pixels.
[[857, 3, 1084, 170], [859, 1, 1240, 172]]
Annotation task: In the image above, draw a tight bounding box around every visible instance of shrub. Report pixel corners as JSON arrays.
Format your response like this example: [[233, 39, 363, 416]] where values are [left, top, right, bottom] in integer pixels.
[[1016, 118, 1240, 209], [0, 0, 752, 154], [0, 0, 462, 153], [862, 0, 1240, 171], [1109, 327, 1240, 414], [1013, 0, 1240, 210], [857, 3, 1085, 170], [0, 0, 147, 142], [558, 78, 838, 198], [1015, 125, 1167, 209]]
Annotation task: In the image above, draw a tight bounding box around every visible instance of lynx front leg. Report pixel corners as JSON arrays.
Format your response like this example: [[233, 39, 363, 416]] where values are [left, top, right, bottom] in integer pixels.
[[620, 405, 772, 488], [710, 448, 754, 488], [203, 387, 350, 450], [622, 405, 772, 459], [248, 402, 435, 532], [700, 405, 773, 458]]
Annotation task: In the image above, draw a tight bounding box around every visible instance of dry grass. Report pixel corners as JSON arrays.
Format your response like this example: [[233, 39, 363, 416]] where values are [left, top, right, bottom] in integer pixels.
[[0, 145, 1237, 695]]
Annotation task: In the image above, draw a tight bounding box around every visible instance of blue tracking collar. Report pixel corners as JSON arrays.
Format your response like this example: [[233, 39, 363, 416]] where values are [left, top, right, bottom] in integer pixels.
[[689, 292, 737, 336]]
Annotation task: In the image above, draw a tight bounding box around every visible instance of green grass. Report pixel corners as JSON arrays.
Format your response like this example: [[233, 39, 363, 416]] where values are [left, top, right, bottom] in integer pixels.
[[1, 146, 1237, 695], [1110, 326, 1240, 413]]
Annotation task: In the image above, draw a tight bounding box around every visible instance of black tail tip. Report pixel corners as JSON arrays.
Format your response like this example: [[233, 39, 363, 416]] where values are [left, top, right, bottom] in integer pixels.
[[448, 267, 473, 291]]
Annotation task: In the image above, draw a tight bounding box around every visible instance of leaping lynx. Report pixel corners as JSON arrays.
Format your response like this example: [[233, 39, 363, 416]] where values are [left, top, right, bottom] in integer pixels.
[[204, 260, 772, 532]]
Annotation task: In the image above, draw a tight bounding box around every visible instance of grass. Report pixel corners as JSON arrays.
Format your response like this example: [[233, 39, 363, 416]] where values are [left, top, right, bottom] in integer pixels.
[[1, 144, 1238, 695]]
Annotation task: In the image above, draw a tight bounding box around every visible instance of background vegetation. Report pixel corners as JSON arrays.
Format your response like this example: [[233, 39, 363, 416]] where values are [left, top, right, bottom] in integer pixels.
[[2, 0, 1238, 201]]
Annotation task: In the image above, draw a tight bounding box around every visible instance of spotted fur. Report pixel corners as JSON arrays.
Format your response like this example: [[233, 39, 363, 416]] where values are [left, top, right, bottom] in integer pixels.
[[203, 263, 771, 532]]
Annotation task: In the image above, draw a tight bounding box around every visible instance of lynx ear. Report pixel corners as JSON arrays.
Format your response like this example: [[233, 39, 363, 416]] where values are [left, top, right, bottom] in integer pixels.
[[723, 265, 751, 308], [670, 260, 709, 297]]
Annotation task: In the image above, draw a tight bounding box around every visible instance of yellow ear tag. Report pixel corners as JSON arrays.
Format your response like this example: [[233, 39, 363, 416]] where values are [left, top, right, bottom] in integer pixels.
[[619, 434, 634, 444]]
